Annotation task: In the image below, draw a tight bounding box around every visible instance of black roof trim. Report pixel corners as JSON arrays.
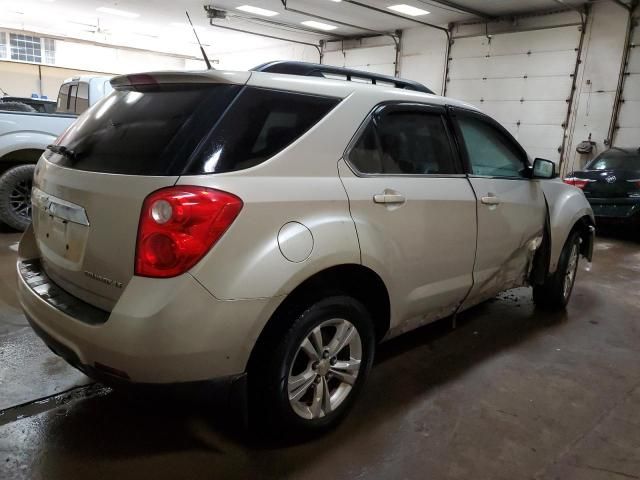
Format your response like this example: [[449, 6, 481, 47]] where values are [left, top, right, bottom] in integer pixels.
[[251, 61, 434, 95]]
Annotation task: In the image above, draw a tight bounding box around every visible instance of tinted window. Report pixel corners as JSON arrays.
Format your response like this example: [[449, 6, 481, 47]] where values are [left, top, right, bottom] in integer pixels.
[[187, 87, 339, 174], [67, 84, 78, 113], [57, 83, 69, 112], [458, 115, 524, 177], [349, 109, 456, 175], [75, 82, 89, 114], [349, 123, 383, 173], [50, 84, 241, 175], [587, 153, 640, 171]]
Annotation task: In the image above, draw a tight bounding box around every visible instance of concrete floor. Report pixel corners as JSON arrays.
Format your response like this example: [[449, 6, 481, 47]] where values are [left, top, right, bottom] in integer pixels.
[[1, 226, 639, 480]]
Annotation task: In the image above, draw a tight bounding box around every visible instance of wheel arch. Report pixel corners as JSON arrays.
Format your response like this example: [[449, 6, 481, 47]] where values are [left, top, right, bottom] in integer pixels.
[[247, 263, 391, 373], [0, 149, 43, 174]]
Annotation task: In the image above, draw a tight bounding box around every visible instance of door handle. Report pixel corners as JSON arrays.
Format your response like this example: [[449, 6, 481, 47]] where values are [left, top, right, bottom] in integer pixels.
[[481, 195, 501, 206], [373, 193, 406, 204]]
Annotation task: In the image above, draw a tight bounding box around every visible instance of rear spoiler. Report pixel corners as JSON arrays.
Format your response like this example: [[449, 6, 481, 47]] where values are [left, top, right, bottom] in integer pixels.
[[110, 71, 250, 89], [252, 61, 434, 94]]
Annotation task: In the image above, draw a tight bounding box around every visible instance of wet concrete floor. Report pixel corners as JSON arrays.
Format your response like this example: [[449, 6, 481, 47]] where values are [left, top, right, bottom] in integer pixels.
[[1, 226, 639, 480]]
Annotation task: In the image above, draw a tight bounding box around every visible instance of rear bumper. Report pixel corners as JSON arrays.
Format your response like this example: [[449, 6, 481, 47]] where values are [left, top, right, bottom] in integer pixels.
[[17, 239, 280, 384], [586, 197, 640, 220]]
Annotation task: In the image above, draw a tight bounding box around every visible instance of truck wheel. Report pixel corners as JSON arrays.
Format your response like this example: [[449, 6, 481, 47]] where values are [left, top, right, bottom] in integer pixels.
[[533, 230, 581, 310], [0, 164, 35, 231]]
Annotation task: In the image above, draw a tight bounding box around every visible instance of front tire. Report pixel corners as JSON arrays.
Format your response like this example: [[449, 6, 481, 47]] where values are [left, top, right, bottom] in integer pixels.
[[0, 164, 35, 231], [251, 295, 375, 435], [533, 230, 581, 310]]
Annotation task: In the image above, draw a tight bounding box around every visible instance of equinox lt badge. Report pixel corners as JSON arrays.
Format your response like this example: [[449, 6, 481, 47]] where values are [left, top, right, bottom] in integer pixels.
[[84, 271, 123, 289]]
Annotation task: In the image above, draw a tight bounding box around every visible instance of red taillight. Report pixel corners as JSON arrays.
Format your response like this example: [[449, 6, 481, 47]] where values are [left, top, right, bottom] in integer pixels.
[[135, 186, 243, 278], [563, 177, 592, 189]]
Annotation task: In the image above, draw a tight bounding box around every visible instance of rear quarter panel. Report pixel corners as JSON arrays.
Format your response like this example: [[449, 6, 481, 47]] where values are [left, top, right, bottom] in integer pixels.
[[182, 92, 379, 301], [540, 179, 594, 273]]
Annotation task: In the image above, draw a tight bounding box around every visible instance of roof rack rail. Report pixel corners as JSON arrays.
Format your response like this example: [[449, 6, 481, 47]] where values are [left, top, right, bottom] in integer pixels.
[[251, 61, 434, 95]]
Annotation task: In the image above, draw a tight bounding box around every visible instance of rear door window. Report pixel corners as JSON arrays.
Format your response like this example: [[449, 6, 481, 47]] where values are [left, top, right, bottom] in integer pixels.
[[186, 87, 340, 174], [50, 84, 242, 175], [349, 107, 457, 175]]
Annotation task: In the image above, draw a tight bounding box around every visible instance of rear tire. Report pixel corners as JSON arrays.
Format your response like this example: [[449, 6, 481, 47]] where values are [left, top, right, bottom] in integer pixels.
[[533, 230, 581, 310], [0, 164, 35, 231], [250, 295, 375, 436]]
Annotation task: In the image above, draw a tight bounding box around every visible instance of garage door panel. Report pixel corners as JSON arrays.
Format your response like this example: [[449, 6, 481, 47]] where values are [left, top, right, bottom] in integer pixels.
[[623, 75, 640, 100], [477, 100, 566, 125], [448, 57, 486, 79], [323, 45, 396, 77], [618, 100, 640, 127], [614, 22, 639, 148], [323, 50, 346, 68], [449, 36, 489, 57], [521, 101, 567, 124], [344, 46, 396, 76], [447, 79, 485, 100], [615, 127, 640, 147], [487, 51, 576, 78], [489, 26, 581, 55], [628, 50, 640, 73], [478, 101, 522, 124], [448, 25, 579, 166]]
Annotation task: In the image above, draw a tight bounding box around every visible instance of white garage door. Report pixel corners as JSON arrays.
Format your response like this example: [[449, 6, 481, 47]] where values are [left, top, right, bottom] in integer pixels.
[[447, 25, 582, 163], [614, 18, 640, 147], [323, 44, 397, 77]]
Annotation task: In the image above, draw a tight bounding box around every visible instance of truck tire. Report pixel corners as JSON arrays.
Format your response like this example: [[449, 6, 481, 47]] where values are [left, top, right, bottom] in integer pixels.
[[0, 164, 35, 231]]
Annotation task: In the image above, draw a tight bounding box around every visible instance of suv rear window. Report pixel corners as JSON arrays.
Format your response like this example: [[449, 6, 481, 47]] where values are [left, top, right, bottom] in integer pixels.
[[50, 85, 339, 176], [185, 87, 340, 174], [50, 84, 241, 175]]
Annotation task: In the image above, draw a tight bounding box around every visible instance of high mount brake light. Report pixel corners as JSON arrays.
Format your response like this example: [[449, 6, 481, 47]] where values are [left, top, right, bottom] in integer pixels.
[[563, 177, 595, 189], [135, 186, 243, 278]]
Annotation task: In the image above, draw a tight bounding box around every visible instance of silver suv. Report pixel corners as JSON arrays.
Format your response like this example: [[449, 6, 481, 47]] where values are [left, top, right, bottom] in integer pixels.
[[17, 62, 594, 433]]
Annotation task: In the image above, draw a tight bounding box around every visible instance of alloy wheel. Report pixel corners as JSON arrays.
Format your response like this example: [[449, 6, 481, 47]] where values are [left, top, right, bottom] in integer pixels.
[[287, 318, 362, 420], [563, 243, 579, 300], [9, 178, 32, 221]]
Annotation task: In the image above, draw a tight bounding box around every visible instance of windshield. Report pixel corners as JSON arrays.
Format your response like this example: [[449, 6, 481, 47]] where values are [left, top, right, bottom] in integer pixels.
[[586, 153, 640, 171]]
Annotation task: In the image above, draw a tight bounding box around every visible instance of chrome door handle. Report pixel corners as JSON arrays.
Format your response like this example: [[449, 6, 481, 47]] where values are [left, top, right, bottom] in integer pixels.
[[481, 195, 500, 206], [373, 193, 406, 204]]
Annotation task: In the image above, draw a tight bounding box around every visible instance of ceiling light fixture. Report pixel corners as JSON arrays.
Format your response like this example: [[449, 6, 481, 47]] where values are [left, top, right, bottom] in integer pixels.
[[301, 20, 338, 31], [96, 7, 140, 18], [236, 5, 279, 17], [387, 4, 430, 16]]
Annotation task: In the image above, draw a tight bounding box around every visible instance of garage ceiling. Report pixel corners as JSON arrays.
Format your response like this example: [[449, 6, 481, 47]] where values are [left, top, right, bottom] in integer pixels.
[[0, 0, 587, 56]]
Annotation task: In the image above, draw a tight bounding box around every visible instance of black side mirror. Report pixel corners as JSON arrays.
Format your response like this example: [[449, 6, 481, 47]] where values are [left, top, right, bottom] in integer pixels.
[[532, 158, 555, 179]]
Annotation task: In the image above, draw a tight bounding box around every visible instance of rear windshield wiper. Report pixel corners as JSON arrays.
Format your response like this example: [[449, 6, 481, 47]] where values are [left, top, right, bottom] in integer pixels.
[[46, 144, 77, 162]]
